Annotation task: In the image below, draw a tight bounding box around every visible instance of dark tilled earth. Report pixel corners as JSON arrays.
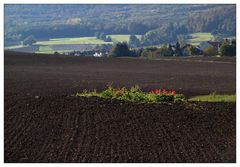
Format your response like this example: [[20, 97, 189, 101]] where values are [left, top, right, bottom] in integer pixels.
[[4, 51, 236, 163]]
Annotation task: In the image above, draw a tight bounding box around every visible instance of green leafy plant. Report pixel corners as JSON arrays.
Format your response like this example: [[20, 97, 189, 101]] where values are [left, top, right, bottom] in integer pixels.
[[174, 94, 186, 102], [100, 86, 114, 98]]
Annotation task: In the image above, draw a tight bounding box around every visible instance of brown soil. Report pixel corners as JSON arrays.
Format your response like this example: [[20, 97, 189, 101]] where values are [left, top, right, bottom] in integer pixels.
[[4, 51, 236, 163]]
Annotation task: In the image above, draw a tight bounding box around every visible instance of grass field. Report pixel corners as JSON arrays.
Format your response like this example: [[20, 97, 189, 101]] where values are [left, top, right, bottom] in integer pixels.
[[36, 47, 75, 54], [189, 94, 236, 102], [5, 45, 27, 50], [37, 45, 54, 53], [35, 37, 111, 45], [35, 34, 140, 45], [5, 34, 141, 54], [187, 33, 214, 46]]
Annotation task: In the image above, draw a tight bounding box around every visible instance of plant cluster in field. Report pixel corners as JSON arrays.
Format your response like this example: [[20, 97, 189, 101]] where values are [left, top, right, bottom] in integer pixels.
[[76, 86, 185, 103]]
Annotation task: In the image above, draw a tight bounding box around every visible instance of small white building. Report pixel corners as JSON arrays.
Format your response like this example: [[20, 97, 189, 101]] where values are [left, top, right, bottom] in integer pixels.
[[93, 52, 102, 57], [74, 53, 81, 56]]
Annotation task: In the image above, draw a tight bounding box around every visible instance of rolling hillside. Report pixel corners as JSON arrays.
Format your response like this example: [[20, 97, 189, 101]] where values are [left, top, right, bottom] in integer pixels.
[[5, 4, 236, 46]]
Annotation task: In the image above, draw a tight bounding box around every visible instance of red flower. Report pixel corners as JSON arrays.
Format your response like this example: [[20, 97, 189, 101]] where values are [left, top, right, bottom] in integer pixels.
[[150, 88, 177, 96]]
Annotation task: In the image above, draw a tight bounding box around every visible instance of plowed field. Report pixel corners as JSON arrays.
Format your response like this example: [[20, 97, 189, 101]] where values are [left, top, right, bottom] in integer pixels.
[[4, 51, 236, 162]]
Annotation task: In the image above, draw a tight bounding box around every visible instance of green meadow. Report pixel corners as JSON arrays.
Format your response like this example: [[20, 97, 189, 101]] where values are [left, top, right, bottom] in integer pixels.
[[5, 34, 141, 54], [189, 94, 236, 102], [5, 45, 28, 50], [35, 37, 111, 45], [187, 32, 213, 46], [35, 34, 141, 45]]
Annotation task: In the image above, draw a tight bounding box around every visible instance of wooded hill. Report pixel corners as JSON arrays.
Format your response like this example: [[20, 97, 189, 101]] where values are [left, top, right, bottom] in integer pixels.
[[5, 4, 236, 45]]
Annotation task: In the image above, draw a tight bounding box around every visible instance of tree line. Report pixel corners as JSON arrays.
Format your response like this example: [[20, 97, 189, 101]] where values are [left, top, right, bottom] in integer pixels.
[[108, 39, 236, 58]]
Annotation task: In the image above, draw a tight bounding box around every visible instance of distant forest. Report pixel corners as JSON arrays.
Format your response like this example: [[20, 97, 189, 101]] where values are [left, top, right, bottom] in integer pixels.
[[4, 4, 236, 45]]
